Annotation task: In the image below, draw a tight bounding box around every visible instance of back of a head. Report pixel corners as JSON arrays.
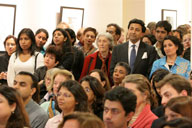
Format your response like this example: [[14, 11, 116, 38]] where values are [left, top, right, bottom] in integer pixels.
[[157, 74, 192, 96], [104, 86, 137, 115], [166, 96, 192, 120], [59, 112, 104, 128]]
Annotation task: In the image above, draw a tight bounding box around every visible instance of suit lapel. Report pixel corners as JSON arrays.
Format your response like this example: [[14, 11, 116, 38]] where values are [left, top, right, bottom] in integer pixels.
[[122, 42, 129, 63], [133, 42, 145, 71]]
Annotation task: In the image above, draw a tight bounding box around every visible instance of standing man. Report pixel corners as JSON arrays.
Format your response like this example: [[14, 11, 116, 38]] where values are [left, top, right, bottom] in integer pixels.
[[154, 20, 172, 58], [106, 23, 121, 46], [103, 86, 137, 128], [110, 18, 157, 78], [13, 71, 48, 128]]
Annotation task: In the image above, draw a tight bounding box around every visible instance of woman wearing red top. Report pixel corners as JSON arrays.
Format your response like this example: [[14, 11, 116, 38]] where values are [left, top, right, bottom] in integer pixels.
[[122, 74, 158, 128], [80, 32, 113, 81]]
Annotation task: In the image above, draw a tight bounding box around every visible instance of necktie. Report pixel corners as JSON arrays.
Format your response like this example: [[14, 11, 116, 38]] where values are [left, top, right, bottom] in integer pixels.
[[130, 45, 136, 72]]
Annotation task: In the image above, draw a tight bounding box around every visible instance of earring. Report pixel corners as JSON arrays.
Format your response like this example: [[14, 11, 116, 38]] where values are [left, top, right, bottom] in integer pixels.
[[11, 111, 15, 114]]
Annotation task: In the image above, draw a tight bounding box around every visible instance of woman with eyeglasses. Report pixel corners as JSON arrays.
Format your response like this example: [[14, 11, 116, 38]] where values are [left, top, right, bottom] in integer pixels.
[[45, 80, 88, 128], [80, 76, 105, 119], [0, 35, 16, 85], [40, 69, 75, 118]]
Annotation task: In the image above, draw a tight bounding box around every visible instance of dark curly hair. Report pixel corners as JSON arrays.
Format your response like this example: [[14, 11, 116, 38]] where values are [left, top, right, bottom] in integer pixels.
[[161, 35, 184, 56]]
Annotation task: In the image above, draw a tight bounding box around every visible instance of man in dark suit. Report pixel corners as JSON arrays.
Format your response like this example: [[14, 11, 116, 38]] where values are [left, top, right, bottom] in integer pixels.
[[110, 18, 157, 78]]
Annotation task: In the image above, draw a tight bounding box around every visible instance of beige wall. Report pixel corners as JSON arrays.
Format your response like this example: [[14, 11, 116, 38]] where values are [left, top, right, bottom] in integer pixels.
[[122, 0, 145, 32]]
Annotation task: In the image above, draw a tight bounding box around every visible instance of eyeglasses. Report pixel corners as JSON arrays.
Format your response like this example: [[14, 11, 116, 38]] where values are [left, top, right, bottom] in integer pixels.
[[56, 92, 72, 98]]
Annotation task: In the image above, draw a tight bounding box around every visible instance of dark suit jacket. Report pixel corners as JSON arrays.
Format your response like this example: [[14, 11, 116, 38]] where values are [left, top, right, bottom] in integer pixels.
[[110, 41, 157, 78]]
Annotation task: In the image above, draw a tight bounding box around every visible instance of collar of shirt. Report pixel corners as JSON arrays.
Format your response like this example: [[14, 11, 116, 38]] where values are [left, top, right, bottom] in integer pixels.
[[129, 40, 140, 49]]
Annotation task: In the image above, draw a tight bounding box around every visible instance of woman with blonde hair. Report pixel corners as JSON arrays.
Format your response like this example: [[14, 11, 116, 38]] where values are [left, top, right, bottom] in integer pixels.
[[122, 74, 158, 128], [58, 112, 104, 128], [40, 69, 75, 118]]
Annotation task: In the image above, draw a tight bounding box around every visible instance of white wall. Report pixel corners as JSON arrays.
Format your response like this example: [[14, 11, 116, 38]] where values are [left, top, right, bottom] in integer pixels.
[[0, 0, 122, 40], [145, 0, 191, 29]]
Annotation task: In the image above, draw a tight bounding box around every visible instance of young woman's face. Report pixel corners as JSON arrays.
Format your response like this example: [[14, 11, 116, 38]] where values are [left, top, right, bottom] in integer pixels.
[[19, 34, 32, 51], [57, 87, 76, 113], [0, 94, 16, 123], [53, 31, 65, 46], [35, 32, 47, 48], [83, 31, 96, 45], [81, 81, 95, 105], [5, 38, 16, 56]]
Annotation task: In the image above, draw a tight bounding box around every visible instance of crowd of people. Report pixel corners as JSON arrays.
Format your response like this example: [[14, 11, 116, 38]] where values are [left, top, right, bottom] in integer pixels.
[[0, 18, 191, 128]]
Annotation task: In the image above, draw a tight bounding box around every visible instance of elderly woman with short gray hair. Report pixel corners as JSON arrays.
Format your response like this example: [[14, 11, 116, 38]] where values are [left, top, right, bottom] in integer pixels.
[[80, 32, 114, 81]]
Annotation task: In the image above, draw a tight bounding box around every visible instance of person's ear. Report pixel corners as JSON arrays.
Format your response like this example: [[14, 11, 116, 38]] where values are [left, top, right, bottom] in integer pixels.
[[126, 112, 134, 122], [10, 103, 16, 113], [101, 81, 106, 87], [180, 90, 188, 96], [64, 37, 67, 42], [31, 87, 36, 96], [54, 61, 59, 66]]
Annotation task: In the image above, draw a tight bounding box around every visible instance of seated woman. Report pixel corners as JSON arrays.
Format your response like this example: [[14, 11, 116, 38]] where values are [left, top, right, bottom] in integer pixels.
[[182, 32, 191, 61], [51, 28, 74, 71], [0, 85, 30, 128], [0, 35, 16, 85], [165, 96, 192, 121], [7, 28, 44, 87], [122, 74, 158, 128], [81, 27, 98, 56], [150, 35, 190, 79], [58, 112, 104, 128], [80, 32, 113, 81], [89, 69, 111, 91], [40, 69, 75, 118], [80, 76, 105, 119], [45, 80, 88, 128]]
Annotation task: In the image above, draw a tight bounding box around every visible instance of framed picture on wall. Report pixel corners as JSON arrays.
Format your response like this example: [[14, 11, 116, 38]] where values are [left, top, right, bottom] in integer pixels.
[[0, 4, 16, 51], [60, 6, 84, 33], [161, 9, 177, 29]]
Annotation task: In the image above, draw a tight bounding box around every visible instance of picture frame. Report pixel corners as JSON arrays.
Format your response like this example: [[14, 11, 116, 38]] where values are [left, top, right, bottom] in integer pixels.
[[161, 9, 177, 29], [60, 6, 84, 33], [0, 4, 16, 51]]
